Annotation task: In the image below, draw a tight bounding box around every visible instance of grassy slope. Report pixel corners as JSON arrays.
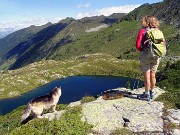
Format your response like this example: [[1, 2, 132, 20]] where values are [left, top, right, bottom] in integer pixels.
[[48, 20, 179, 61], [0, 54, 140, 100], [47, 21, 139, 60], [0, 105, 93, 135]]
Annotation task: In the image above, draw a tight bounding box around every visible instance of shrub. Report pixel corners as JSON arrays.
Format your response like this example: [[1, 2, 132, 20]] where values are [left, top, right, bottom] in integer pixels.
[[81, 96, 96, 103], [125, 81, 131, 89], [111, 128, 134, 135], [157, 60, 180, 109]]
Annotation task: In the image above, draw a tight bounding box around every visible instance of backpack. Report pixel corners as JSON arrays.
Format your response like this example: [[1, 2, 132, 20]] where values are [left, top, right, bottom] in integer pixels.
[[144, 28, 166, 57]]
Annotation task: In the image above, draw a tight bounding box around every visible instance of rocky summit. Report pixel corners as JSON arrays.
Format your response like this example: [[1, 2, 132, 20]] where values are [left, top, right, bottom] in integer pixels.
[[41, 87, 180, 135]]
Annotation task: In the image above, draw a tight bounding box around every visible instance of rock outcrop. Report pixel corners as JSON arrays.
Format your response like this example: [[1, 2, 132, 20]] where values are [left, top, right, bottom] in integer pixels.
[[81, 87, 165, 134]]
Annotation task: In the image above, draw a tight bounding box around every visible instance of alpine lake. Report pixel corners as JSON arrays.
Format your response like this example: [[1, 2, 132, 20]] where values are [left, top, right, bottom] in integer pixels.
[[0, 75, 143, 115]]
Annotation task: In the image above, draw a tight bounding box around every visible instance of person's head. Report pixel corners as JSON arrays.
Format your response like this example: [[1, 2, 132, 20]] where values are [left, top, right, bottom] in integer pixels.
[[142, 16, 159, 28]]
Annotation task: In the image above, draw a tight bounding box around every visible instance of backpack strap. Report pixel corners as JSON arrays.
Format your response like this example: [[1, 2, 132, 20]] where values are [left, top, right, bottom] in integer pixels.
[[141, 27, 150, 49], [142, 28, 154, 53], [144, 27, 150, 44]]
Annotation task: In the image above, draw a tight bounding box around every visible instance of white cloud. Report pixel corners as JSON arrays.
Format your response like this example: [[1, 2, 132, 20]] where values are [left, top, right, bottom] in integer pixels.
[[77, 3, 91, 8], [76, 5, 140, 19], [0, 16, 63, 30]]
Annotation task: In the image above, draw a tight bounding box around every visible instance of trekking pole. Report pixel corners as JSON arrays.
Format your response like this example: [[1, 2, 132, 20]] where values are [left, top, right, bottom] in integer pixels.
[[133, 80, 136, 90], [135, 72, 142, 90], [137, 79, 140, 89]]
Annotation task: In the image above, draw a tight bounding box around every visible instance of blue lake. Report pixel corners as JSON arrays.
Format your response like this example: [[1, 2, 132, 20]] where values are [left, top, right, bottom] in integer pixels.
[[0, 75, 143, 116]]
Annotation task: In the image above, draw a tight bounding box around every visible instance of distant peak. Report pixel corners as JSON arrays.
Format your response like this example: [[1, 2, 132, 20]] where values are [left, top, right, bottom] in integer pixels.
[[46, 22, 53, 25], [59, 17, 75, 23], [30, 25, 36, 27]]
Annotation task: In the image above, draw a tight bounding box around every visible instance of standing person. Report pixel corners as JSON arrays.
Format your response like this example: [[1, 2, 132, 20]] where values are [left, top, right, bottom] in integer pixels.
[[135, 15, 165, 101]]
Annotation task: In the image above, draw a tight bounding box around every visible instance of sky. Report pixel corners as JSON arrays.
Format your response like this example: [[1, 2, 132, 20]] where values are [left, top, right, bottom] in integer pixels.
[[0, 0, 163, 30]]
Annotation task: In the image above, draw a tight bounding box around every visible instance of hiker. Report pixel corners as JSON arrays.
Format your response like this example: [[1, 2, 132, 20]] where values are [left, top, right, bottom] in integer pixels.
[[135, 15, 165, 101]]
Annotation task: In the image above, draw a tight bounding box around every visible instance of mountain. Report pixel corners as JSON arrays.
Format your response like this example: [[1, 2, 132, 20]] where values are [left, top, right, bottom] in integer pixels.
[[0, 15, 125, 70], [9, 18, 75, 69], [0, 0, 179, 70]]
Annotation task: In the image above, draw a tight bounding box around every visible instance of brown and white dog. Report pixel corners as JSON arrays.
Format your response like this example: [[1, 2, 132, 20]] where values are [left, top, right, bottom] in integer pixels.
[[21, 87, 62, 122]]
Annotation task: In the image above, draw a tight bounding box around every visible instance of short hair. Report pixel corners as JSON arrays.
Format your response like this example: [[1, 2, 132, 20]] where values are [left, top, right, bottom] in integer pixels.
[[142, 16, 160, 28]]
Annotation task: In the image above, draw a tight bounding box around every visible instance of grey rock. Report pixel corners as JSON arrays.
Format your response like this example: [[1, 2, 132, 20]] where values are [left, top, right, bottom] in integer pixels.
[[67, 101, 81, 108], [171, 129, 180, 135], [42, 110, 66, 121], [167, 109, 180, 124]]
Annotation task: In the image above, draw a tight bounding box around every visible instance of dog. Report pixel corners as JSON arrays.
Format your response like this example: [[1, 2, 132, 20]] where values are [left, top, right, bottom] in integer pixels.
[[21, 86, 62, 122]]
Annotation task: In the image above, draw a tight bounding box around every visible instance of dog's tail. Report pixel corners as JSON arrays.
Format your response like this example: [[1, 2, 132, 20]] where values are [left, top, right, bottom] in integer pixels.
[[21, 103, 32, 122]]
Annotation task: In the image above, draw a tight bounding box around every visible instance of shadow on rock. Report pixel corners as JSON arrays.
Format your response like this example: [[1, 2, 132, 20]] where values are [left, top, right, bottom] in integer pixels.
[[99, 89, 138, 100]]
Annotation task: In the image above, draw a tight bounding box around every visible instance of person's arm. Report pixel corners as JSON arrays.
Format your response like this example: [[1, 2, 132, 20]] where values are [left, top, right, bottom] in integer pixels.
[[136, 29, 145, 51]]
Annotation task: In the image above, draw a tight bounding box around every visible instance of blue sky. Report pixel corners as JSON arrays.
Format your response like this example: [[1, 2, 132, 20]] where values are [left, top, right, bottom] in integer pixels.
[[0, 0, 163, 30]]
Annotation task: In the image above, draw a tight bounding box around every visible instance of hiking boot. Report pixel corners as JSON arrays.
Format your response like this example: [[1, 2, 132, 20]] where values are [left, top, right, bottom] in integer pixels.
[[150, 90, 154, 99], [137, 92, 150, 101]]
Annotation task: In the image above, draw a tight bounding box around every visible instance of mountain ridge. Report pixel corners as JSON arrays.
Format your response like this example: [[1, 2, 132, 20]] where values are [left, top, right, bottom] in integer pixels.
[[122, 0, 180, 27], [6, 19, 74, 70]]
